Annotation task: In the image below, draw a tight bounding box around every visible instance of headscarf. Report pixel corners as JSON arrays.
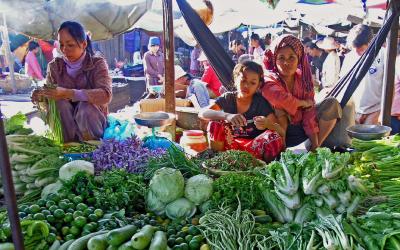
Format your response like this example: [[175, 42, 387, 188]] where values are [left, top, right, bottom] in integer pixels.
[[272, 35, 313, 93]]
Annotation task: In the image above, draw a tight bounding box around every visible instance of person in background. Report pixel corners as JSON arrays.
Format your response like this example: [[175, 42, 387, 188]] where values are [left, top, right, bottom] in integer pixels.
[[199, 60, 285, 162], [390, 45, 400, 134], [143, 36, 164, 92], [0, 41, 8, 77], [306, 41, 327, 83], [174, 65, 210, 108], [52, 40, 62, 58], [262, 35, 342, 151], [230, 39, 246, 64], [25, 41, 44, 80], [32, 21, 112, 142], [340, 24, 384, 125], [198, 52, 222, 98], [250, 33, 264, 66], [263, 33, 274, 71], [190, 45, 201, 77], [317, 37, 340, 89]]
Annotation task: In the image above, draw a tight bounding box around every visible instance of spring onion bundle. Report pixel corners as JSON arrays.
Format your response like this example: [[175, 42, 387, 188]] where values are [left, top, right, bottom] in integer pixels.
[[46, 98, 63, 144]]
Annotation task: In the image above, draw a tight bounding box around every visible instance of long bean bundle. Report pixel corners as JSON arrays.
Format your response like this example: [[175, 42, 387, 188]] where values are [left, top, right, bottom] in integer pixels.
[[47, 98, 63, 144]]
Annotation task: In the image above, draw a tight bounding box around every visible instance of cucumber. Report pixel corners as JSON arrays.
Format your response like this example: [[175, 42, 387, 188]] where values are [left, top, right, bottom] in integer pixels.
[[87, 231, 109, 250], [59, 240, 74, 250], [149, 231, 167, 250], [131, 225, 156, 250], [49, 240, 61, 250], [68, 230, 107, 250], [117, 241, 134, 250], [0, 243, 14, 250], [107, 225, 137, 246], [254, 215, 272, 224]]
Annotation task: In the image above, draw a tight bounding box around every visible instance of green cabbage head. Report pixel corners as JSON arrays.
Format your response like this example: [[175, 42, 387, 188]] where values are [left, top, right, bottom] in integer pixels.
[[146, 190, 166, 215], [165, 198, 196, 220], [149, 167, 184, 203], [184, 174, 213, 205]]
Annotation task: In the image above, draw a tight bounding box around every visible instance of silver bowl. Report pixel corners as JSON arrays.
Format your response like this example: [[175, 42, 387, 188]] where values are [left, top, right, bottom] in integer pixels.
[[134, 112, 175, 128], [346, 124, 392, 140]]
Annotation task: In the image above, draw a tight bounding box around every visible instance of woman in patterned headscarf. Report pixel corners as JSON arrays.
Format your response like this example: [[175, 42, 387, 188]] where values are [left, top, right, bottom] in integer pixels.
[[261, 35, 342, 151]]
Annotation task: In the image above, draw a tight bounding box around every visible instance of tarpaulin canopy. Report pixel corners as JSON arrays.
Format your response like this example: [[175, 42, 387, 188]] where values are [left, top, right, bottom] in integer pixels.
[[0, 0, 152, 41]]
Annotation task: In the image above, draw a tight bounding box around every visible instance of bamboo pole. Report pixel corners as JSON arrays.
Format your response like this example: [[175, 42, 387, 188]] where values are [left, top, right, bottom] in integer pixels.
[[0, 109, 24, 249], [381, 0, 399, 126], [162, 0, 176, 140]]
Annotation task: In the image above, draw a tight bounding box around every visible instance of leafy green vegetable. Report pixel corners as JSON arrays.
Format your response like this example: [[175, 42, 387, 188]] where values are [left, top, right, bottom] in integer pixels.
[[4, 112, 32, 135], [203, 150, 264, 171], [184, 174, 213, 205], [165, 198, 196, 220], [149, 167, 185, 204]]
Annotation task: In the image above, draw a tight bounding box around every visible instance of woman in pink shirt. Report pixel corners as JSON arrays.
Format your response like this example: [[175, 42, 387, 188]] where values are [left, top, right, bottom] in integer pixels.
[[391, 53, 400, 134], [25, 41, 44, 80]]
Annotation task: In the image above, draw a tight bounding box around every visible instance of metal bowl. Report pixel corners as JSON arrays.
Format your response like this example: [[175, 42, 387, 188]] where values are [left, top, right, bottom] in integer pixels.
[[134, 112, 175, 128], [346, 124, 392, 140]]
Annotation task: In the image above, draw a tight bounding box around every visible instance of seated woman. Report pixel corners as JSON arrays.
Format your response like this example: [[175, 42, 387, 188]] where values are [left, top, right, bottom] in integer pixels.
[[261, 35, 342, 151], [32, 21, 112, 142], [199, 61, 285, 162]]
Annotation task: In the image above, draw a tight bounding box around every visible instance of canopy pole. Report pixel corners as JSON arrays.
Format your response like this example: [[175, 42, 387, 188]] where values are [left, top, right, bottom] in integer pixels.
[[162, 0, 176, 140], [381, 0, 399, 126], [0, 109, 24, 249], [1, 13, 17, 94]]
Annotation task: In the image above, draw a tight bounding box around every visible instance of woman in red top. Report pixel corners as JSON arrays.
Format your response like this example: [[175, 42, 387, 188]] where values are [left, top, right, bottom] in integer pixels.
[[198, 52, 222, 98], [261, 35, 341, 151]]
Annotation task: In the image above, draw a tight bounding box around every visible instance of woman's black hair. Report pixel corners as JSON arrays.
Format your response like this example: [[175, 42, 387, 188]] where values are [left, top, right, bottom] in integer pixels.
[[233, 60, 264, 85], [347, 24, 373, 49], [58, 21, 94, 56], [28, 41, 40, 51]]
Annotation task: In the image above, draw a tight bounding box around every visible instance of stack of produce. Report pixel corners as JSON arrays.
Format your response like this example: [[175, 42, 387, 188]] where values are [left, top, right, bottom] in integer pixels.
[[258, 149, 367, 223], [1, 135, 65, 203], [92, 136, 166, 174], [146, 168, 213, 219], [203, 150, 265, 172], [4, 112, 33, 136]]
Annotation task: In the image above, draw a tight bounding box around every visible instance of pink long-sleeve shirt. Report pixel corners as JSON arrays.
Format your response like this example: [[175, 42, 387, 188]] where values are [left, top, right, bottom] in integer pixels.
[[25, 51, 44, 80]]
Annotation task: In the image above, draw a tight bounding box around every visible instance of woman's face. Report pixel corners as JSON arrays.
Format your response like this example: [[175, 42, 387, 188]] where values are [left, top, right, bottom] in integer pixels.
[[235, 69, 260, 98], [58, 29, 87, 62], [275, 46, 299, 77], [149, 45, 160, 54]]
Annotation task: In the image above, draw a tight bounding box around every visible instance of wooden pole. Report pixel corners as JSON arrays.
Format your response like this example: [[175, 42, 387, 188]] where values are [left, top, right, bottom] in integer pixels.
[[1, 13, 17, 94], [381, 0, 399, 126], [162, 0, 176, 140], [0, 109, 24, 250]]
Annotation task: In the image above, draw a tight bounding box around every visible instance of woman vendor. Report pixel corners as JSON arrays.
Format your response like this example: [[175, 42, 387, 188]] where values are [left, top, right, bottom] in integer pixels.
[[32, 21, 112, 142], [261, 35, 341, 151], [199, 61, 285, 162]]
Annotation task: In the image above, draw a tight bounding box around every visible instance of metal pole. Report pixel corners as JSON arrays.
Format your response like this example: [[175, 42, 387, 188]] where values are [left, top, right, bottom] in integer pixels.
[[1, 13, 17, 94], [381, 0, 399, 126], [0, 108, 24, 249], [162, 0, 176, 140]]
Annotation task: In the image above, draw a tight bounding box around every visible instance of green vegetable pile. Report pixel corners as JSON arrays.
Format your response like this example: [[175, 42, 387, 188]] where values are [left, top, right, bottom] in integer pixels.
[[204, 150, 265, 171], [1, 135, 66, 204], [63, 143, 98, 153], [4, 112, 33, 136]]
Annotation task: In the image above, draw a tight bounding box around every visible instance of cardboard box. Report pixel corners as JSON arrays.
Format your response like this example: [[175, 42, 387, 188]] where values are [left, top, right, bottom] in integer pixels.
[[139, 98, 192, 112]]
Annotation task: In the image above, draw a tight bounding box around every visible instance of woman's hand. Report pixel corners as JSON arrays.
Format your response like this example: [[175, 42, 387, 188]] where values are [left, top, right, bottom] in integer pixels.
[[298, 99, 314, 109], [41, 87, 74, 100], [226, 113, 247, 127], [254, 116, 269, 130], [31, 89, 44, 103]]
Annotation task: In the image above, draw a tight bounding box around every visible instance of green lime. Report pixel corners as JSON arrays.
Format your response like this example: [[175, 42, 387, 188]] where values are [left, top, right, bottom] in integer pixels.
[[167, 237, 176, 247], [67, 194, 76, 201], [46, 214, 55, 223], [188, 226, 200, 235], [88, 214, 98, 222], [41, 210, 51, 216], [83, 208, 93, 217], [58, 201, 69, 210], [167, 228, 176, 236], [19, 205, 28, 212], [192, 235, 203, 242], [176, 237, 185, 244], [73, 211, 84, 219], [33, 213, 45, 220], [69, 225, 80, 236], [76, 203, 88, 212], [53, 209, 65, 219], [179, 243, 189, 250], [185, 235, 193, 243], [29, 204, 41, 214], [189, 239, 201, 250], [72, 196, 83, 204], [66, 208, 75, 214], [45, 200, 56, 208], [49, 205, 58, 214], [18, 212, 26, 218], [74, 216, 87, 228], [61, 226, 69, 236], [65, 234, 75, 241], [177, 231, 187, 238], [94, 209, 103, 218], [64, 213, 73, 223], [37, 199, 46, 207]]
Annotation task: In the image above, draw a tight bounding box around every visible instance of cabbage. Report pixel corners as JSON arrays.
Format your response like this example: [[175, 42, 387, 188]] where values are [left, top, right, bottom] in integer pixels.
[[199, 200, 212, 214], [59, 160, 94, 181], [41, 181, 63, 199], [165, 198, 196, 220], [149, 167, 184, 203], [184, 174, 213, 205], [146, 190, 166, 215]]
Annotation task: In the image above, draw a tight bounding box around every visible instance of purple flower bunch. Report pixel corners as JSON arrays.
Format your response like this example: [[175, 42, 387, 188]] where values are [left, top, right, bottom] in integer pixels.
[[92, 136, 166, 173]]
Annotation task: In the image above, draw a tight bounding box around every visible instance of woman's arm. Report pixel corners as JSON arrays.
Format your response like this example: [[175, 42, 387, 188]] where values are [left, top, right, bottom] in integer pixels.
[[199, 103, 247, 127]]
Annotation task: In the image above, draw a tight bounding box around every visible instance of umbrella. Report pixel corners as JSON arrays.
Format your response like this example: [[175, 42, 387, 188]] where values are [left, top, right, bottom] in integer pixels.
[[0, 0, 151, 41]]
